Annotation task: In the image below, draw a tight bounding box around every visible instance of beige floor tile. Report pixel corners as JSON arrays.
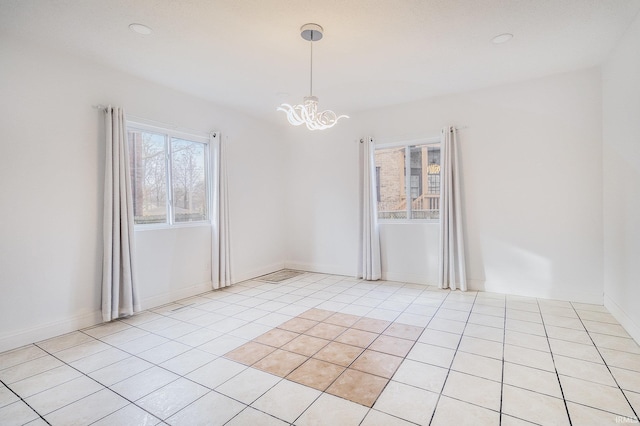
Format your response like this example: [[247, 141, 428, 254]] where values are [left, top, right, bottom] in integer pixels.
[[10, 365, 82, 398], [600, 348, 640, 372], [253, 349, 308, 377], [326, 369, 388, 407], [296, 393, 369, 426], [505, 318, 546, 336], [368, 335, 414, 357], [254, 328, 300, 348], [502, 384, 569, 425], [624, 390, 640, 413], [281, 335, 330, 357], [582, 321, 630, 338], [0, 355, 64, 384], [224, 341, 277, 366], [431, 395, 500, 426], [360, 409, 416, 426], [451, 351, 503, 382], [591, 333, 640, 354], [185, 358, 246, 389], [504, 330, 550, 352], [216, 367, 281, 404], [463, 323, 504, 343], [406, 343, 456, 368], [391, 359, 448, 393], [555, 355, 617, 386], [417, 329, 462, 349], [503, 344, 555, 372], [0, 401, 39, 426], [313, 342, 364, 367], [287, 359, 345, 391], [442, 371, 501, 411], [373, 380, 438, 424], [548, 338, 603, 363], [91, 403, 160, 426], [159, 348, 217, 376], [500, 414, 539, 425], [36, 332, 95, 353], [25, 375, 103, 414], [427, 318, 466, 334], [545, 325, 592, 344], [503, 361, 562, 398], [468, 312, 505, 328], [611, 367, 640, 393], [560, 375, 635, 417], [458, 335, 503, 359], [506, 309, 542, 323], [305, 323, 348, 340], [44, 389, 128, 426], [227, 407, 288, 425], [89, 356, 153, 387], [541, 314, 585, 330], [566, 402, 627, 425], [252, 379, 321, 423], [134, 378, 210, 420], [166, 390, 245, 425]]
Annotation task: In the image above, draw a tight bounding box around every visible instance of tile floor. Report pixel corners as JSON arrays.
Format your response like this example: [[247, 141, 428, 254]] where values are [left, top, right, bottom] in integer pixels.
[[1, 272, 639, 425]]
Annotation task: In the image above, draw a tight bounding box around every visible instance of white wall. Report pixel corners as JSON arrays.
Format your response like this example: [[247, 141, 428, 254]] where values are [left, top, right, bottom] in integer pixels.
[[286, 68, 604, 304], [0, 37, 286, 351], [602, 12, 640, 343]]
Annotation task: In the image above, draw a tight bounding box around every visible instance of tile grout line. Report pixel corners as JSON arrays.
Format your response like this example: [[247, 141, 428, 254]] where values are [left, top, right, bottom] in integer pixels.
[[569, 301, 639, 421], [426, 288, 478, 426], [536, 298, 573, 426], [498, 294, 507, 426], [0, 378, 52, 425]]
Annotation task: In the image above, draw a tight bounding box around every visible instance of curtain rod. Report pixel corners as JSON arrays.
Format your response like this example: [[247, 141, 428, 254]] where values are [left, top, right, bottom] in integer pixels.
[[92, 104, 214, 139], [360, 126, 468, 143]]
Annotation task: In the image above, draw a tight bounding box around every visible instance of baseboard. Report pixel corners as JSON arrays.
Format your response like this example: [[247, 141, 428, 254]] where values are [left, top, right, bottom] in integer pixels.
[[284, 261, 356, 278], [0, 310, 103, 353], [232, 262, 286, 284], [141, 280, 214, 311], [381, 271, 434, 286], [604, 294, 640, 345]]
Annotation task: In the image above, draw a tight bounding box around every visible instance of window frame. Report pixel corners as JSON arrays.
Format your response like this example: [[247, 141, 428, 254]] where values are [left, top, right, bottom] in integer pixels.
[[126, 120, 211, 230], [375, 136, 441, 224]]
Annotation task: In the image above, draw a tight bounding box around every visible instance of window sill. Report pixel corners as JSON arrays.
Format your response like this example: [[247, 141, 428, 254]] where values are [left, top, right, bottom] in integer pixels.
[[378, 220, 439, 225], [134, 222, 211, 231]]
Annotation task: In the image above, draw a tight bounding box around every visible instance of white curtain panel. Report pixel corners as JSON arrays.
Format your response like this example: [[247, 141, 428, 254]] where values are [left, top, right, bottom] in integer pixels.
[[438, 126, 467, 291], [211, 132, 232, 289], [102, 106, 141, 321], [358, 136, 382, 281]]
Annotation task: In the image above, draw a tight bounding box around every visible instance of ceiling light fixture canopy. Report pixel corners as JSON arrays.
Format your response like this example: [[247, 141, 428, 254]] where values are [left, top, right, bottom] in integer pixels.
[[277, 23, 348, 130]]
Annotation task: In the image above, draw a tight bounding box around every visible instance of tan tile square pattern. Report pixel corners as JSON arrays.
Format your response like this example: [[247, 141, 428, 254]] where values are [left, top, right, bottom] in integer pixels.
[[223, 308, 425, 407]]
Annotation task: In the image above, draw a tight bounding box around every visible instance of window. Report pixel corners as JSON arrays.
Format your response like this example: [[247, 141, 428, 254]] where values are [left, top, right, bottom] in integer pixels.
[[127, 124, 209, 225], [374, 140, 440, 220]]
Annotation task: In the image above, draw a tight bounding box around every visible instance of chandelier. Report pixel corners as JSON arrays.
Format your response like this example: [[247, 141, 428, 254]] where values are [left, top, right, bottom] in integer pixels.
[[277, 24, 348, 130]]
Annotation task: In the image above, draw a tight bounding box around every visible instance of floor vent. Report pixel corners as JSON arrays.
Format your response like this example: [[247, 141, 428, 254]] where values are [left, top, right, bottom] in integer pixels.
[[257, 269, 304, 283]]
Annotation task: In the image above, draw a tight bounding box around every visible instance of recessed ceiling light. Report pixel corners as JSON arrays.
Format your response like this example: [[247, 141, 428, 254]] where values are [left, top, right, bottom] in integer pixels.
[[129, 23, 152, 35], [491, 33, 513, 44]]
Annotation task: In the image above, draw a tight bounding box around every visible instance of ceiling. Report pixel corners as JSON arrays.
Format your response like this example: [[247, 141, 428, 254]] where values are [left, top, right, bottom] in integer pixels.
[[2, 0, 640, 126]]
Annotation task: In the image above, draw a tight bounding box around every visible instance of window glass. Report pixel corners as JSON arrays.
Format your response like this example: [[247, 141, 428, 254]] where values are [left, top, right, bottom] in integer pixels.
[[375, 142, 440, 221], [127, 125, 209, 226], [171, 138, 207, 222], [374, 147, 407, 220], [128, 130, 167, 224]]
